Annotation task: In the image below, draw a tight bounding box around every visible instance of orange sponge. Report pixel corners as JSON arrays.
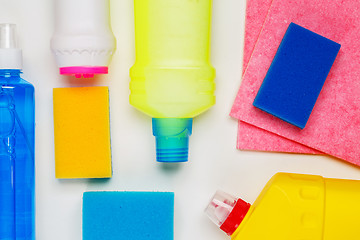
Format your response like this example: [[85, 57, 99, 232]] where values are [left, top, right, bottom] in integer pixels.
[[53, 86, 112, 179]]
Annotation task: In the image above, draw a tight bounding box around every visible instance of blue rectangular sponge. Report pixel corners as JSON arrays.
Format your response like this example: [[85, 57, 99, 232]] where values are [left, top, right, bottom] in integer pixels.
[[83, 191, 174, 240], [253, 22, 341, 129]]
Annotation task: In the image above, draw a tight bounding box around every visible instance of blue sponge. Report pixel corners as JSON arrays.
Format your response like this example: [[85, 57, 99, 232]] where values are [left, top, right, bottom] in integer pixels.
[[83, 192, 174, 240], [253, 23, 341, 129]]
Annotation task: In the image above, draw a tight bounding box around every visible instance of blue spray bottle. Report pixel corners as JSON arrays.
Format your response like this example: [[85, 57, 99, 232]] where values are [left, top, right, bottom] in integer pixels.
[[0, 24, 35, 240]]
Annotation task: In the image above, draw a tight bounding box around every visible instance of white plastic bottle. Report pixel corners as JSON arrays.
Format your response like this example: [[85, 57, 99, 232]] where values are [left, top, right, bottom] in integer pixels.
[[50, 0, 116, 78]]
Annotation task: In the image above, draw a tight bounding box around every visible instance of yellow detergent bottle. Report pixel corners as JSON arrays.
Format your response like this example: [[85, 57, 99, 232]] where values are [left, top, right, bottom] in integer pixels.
[[205, 172, 360, 240], [130, 0, 215, 162]]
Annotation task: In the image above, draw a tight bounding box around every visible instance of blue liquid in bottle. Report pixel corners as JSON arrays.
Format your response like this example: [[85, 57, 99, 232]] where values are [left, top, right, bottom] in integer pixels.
[[0, 24, 35, 240]]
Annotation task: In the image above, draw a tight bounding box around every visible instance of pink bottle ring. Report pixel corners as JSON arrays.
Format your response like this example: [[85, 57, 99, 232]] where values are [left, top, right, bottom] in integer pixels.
[[59, 66, 108, 78]]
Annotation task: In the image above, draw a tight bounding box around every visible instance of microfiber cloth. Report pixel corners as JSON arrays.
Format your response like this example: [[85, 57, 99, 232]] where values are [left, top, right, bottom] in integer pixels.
[[242, 0, 273, 75], [83, 192, 174, 240], [253, 23, 340, 129], [231, 0, 360, 165]]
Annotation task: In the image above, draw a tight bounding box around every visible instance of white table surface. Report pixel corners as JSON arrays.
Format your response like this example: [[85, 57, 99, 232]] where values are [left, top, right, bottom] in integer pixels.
[[1, 0, 360, 239]]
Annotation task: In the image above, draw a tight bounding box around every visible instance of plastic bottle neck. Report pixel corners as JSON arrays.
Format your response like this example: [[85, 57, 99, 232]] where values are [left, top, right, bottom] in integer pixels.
[[0, 69, 21, 77], [152, 118, 193, 162]]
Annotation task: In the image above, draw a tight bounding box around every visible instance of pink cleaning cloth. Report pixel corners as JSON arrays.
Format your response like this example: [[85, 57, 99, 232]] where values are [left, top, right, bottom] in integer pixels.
[[242, 0, 273, 75], [232, 0, 360, 165], [238, 0, 320, 154], [237, 121, 321, 154]]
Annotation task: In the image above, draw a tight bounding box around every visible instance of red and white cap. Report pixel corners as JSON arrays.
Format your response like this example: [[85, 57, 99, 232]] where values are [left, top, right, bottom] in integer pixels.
[[205, 190, 251, 236]]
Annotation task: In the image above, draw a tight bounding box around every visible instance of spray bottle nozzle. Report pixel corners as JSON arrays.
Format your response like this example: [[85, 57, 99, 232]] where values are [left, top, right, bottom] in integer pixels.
[[0, 23, 22, 70], [0, 24, 18, 49]]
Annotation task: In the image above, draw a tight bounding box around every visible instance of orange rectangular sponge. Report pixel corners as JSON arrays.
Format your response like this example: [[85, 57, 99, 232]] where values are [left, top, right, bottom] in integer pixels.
[[53, 86, 112, 179]]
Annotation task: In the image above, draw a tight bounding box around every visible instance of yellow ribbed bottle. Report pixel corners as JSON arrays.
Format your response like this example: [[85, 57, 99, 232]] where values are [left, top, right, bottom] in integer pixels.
[[205, 173, 360, 240], [130, 0, 215, 162]]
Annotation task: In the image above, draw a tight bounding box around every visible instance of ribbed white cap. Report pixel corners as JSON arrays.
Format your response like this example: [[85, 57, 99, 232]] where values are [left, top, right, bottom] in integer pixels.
[[50, 0, 116, 68], [0, 24, 22, 69]]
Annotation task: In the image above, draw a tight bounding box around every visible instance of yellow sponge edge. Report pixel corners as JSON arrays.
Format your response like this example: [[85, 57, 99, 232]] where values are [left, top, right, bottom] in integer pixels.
[[53, 86, 112, 179]]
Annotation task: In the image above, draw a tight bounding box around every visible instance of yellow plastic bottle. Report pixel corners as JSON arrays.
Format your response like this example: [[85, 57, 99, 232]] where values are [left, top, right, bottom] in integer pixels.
[[130, 0, 215, 162], [205, 172, 360, 240]]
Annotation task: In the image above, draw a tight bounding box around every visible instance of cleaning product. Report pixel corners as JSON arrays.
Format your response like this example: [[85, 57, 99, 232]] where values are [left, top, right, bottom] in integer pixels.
[[205, 172, 360, 240], [51, 0, 116, 78], [0, 23, 35, 240], [130, 0, 215, 162]]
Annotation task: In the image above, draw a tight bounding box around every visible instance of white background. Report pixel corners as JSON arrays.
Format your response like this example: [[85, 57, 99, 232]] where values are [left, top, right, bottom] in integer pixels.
[[1, 0, 360, 239]]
